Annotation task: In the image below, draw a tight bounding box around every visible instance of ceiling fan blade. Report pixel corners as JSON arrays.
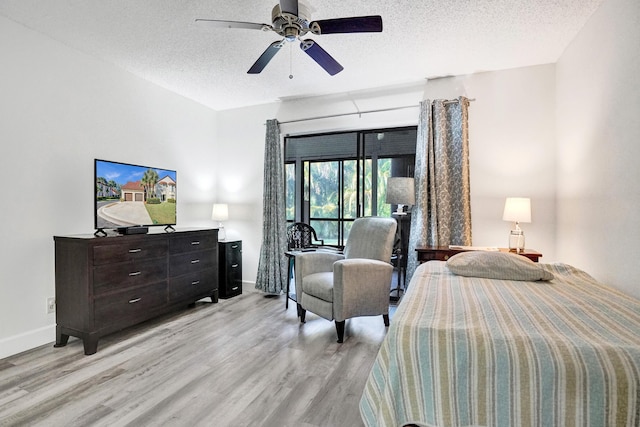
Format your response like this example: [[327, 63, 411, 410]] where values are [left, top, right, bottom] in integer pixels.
[[299, 39, 344, 76], [248, 40, 285, 74], [195, 19, 270, 31], [279, 0, 299, 16], [311, 16, 383, 35]]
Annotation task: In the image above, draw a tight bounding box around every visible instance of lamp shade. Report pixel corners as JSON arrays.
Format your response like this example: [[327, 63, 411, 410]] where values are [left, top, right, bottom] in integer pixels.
[[211, 203, 229, 221], [386, 177, 416, 206], [502, 197, 531, 223]]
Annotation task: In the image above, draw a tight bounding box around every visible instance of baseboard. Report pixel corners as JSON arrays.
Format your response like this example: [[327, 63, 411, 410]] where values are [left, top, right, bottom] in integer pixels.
[[0, 324, 55, 360]]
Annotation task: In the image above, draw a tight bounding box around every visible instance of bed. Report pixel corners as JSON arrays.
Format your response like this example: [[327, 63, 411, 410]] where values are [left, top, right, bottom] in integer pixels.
[[360, 252, 640, 427]]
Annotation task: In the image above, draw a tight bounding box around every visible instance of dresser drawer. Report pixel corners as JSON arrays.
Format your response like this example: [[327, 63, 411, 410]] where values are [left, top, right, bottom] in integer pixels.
[[93, 258, 168, 295], [170, 232, 217, 254], [93, 240, 168, 265], [417, 251, 445, 262], [169, 268, 216, 301], [223, 277, 242, 297], [224, 242, 242, 263], [170, 249, 216, 277], [94, 281, 168, 327]]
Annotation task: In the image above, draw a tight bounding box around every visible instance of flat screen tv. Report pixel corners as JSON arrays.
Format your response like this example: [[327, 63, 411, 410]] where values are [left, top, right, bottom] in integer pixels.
[[94, 159, 177, 234]]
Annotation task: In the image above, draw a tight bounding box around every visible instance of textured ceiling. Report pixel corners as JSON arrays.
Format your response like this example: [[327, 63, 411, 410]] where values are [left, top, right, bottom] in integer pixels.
[[0, 0, 603, 111]]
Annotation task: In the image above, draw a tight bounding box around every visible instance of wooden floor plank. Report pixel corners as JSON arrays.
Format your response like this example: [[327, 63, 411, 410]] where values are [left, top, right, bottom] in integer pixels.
[[0, 288, 394, 427]]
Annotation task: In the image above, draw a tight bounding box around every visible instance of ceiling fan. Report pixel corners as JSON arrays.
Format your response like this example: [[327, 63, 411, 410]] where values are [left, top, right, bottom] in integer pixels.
[[196, 0, 382, 76]]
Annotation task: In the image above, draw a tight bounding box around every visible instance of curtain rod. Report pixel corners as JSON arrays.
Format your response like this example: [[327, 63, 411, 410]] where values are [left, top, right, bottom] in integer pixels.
[[275, 98, 475, 125]]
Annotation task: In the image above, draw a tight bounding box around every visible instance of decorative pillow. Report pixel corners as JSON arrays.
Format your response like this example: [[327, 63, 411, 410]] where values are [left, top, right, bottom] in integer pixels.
[[446, 251, 554, 281]]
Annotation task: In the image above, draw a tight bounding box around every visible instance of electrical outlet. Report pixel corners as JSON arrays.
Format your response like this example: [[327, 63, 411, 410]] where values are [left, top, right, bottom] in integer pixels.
[[47, 297, 56, 314]]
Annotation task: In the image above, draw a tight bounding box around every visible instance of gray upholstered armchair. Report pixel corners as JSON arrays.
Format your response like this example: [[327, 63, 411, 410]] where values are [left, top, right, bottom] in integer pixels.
[[295, 217, 397, 343]]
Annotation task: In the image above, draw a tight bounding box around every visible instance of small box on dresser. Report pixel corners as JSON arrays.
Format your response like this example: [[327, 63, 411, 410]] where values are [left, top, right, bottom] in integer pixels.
[[218, 240, 242, 298]]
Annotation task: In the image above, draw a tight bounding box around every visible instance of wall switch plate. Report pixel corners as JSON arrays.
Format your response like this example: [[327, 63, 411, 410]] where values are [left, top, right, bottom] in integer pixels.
[[47, 297, 56, 314]]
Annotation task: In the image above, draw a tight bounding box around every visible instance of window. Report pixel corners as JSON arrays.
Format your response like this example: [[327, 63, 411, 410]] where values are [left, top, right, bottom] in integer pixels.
[[285, 127, 416, 247]]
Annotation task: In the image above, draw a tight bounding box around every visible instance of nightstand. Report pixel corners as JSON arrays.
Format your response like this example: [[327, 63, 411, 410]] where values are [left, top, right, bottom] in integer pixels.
[[218, 240, 242, 298], [415, 246, 542, 263]]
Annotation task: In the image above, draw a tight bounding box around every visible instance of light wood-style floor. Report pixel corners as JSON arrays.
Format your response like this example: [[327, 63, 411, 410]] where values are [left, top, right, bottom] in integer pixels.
[[0, 287, 395, 427]]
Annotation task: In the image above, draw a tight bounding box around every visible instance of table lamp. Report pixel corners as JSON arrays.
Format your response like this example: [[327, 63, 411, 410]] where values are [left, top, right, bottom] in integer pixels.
[[212, 203, 229, 241], [386, 177, 415, 215], [502, 197, 531, 253]]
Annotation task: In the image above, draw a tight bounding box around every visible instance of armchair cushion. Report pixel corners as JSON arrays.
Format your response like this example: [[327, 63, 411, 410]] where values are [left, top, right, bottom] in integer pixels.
[[343, 217, 397, 262], [294, 251, 345, 298], [304, 272, 334, 302]]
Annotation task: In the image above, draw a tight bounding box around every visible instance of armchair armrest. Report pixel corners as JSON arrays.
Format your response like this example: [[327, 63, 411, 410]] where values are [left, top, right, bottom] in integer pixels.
[[333, 258, 393, 322]]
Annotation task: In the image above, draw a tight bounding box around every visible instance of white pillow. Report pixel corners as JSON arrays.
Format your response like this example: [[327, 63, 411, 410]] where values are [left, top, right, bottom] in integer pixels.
[[446, 251, 554, 281]]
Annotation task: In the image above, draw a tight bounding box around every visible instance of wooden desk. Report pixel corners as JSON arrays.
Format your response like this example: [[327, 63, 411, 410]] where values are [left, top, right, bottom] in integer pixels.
[[415, 247, 542, 263]]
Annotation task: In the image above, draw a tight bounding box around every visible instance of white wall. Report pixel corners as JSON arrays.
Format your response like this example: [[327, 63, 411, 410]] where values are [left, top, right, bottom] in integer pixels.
[[0, 17, 219, 358], [219, 65, 558, 284], [214, 104, 279, 281], [556, 0, 640, 298], [462, 67, 557, 256]]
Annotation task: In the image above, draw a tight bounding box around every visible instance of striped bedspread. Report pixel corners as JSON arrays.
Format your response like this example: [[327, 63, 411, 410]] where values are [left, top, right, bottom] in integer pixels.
[[360, 261, 640, 427]]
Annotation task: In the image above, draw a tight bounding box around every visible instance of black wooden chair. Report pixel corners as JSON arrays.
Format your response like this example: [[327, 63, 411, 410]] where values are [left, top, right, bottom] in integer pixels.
[[286, 222, 324, 250]]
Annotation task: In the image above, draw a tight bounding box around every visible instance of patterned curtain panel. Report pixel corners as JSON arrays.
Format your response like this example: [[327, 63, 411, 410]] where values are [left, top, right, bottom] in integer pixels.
[[255, 119, 288, 294], [406, 98, 472, 282]]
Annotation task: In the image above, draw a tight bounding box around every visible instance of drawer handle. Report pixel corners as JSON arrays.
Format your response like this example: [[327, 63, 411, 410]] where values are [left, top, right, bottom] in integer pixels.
[[191, 280, 200, 285], [191, 259, 200, 264], [231, 263, 239, 268], [129, 248, 142, 253], [129, 271, 141, 277], [231, 287, 239, 291], [128, 298, 141, 304], [231, 245, 238, 249], [191, 241, 200, 245]]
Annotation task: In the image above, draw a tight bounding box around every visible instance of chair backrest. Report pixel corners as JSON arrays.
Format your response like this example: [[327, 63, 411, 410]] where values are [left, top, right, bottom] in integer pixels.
[[344, 217, 397, 262], [286, 222, 322, 250]]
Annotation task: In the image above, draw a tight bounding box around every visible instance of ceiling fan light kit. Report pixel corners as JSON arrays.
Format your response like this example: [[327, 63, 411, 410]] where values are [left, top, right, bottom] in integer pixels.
[[196, 0, 382, 75]]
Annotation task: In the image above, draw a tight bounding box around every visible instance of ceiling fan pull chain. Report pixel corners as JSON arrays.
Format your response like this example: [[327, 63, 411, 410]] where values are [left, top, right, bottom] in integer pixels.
[[289, 43, 294, 79]]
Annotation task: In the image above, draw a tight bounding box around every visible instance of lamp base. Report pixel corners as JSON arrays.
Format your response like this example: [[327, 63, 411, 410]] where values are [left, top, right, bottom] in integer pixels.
[[217, 224, 226, 241], [508, 229, 525, 253], [393, 204, 407, 216]]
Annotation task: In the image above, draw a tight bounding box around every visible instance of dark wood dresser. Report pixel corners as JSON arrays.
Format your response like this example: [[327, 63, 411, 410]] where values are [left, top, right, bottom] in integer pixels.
[[54, 228, 218, 355], [218, 240, 242, 298]]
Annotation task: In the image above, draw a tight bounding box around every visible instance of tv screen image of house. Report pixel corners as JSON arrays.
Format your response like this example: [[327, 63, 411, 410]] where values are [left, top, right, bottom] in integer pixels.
[[95, 159, 177, 230]]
